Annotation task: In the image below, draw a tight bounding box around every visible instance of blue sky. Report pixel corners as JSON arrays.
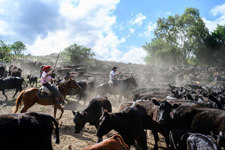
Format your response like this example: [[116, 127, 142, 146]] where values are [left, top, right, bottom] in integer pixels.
[[0, 0, 225, 64]]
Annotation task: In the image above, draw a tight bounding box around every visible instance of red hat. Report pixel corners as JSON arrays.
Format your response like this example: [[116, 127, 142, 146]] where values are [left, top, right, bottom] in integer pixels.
[[43, 65, 51, 70]]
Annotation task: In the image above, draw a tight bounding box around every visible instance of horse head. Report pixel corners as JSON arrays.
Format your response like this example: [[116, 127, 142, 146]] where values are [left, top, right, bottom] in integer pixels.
[[65, 78, 81, 91], [121, 76, 138, 89], [130, 76, 138, 87]]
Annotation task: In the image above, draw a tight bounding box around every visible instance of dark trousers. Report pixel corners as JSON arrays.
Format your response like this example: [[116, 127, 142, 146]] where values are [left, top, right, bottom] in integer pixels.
[[112, 80, 123, 89], [43, 83, 59, 99]]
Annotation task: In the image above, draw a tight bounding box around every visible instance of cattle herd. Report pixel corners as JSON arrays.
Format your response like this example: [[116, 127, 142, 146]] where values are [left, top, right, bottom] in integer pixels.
[[0, 59, 225, 150]]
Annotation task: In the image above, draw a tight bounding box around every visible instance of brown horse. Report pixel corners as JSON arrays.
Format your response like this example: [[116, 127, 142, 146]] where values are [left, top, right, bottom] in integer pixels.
[[13, 78, 81, 120]]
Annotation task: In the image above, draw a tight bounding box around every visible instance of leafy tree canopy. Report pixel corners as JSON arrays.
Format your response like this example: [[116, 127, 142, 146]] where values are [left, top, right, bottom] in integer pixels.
[[63, 43, 95, 64]]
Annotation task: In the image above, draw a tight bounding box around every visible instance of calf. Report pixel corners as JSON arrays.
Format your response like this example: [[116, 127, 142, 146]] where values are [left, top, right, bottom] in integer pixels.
[[0, 112, 59, 150], [72, 97, 112, 134], [97, 103, 148, 150], [82, 134, 129, 150], [170, 130, 218, 150], [27, 75, 38, 87]]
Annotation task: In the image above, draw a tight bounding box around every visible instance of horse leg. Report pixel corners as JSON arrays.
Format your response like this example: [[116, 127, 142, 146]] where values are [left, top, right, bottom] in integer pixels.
[[77, 94, 81, 104], [54, 105, 57, 118], [12, 88, 18, 98], [2, 90, 8, 100], [20, 102, 35, 113], [55, 104, 64, 120]]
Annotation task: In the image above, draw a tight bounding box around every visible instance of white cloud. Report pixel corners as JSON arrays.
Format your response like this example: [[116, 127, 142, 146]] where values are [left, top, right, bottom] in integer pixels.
[[210, 3, 225, 16], [140, 22, 156, 38], [129, 28, 135, 34], [203, 3, 225, 32], [121, 47, 147, 64], [131, 13, 146, 26], [165, 12, 172, 15], [107, 47, 147, 64], [0, 0, 124, 59]]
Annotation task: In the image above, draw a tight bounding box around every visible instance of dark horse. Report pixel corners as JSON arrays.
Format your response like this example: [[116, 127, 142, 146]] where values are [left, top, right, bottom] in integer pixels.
[[67, 81, 88, 105], [13, 78, 81, 120], [0, 77, 28, 100], [96, 76, 138, 104]]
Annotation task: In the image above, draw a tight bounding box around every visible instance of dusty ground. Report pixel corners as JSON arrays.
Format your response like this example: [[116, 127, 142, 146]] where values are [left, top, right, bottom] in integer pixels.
[[0, 89, 166, 150]]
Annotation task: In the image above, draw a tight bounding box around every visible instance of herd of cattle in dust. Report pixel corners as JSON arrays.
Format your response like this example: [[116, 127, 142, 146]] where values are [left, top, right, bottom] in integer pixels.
[[0, 59, 225, 150]]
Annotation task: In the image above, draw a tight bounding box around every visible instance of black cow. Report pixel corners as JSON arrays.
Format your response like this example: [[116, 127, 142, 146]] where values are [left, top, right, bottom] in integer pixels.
[[72, 97, 112, 134], [0, 64, 6, 78], [27, 75, 38, 87], [180, 108, 225, 136], [156, 102, 225, 149], [11, 68, 22, 77], [97, 103, 148, 150], [0, 77, 27, 100], [215, 132, 225, 148], [170, 129, 218, 150], [138, 99, 215, 149], [0, 112, 59, 150]]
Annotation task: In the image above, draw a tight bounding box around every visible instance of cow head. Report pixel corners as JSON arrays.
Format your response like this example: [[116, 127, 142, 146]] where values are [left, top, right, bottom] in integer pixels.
[[97, 112, 114, 142], [215, 131, 225, 148], [72, 111, 88, 134], [152, 100, 180, 124]]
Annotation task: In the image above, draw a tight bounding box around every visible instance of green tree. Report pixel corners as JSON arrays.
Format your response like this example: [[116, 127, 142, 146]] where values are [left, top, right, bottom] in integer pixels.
[[144, 7, 209, 66], [11, 41, 26, 59], [63, 44, 95, 64], [0, 40, 11, 61]]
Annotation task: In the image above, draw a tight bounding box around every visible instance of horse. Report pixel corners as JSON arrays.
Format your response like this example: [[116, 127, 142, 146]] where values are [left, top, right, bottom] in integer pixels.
[[13, 78, 81, 120], [96, 76, 138, 104]]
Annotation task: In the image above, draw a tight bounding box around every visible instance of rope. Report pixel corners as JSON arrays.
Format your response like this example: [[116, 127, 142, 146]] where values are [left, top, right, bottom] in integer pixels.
[[53, 50, 61, 70]]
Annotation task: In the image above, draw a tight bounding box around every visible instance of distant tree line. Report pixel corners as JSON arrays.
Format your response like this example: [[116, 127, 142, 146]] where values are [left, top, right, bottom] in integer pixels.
[[0, 39, 95, 64], [143, 7, 225, 68], [0, 40, 26, 62]]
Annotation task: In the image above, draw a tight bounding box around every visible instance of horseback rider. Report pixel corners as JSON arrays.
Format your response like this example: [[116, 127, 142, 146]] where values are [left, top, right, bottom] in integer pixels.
[[110, 66, 123, 88], [41, 65, 61, 103]]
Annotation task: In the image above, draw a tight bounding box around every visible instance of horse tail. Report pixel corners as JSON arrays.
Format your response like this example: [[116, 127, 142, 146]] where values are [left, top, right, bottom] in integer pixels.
[[113, 134, 129, 150], [13, 90, 25, 113]]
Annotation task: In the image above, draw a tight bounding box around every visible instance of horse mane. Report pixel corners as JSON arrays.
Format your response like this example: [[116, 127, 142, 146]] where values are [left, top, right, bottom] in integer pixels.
[[131, 76, 137, 86], [122, 76, 137, 86], [58, 78, 71, 87]]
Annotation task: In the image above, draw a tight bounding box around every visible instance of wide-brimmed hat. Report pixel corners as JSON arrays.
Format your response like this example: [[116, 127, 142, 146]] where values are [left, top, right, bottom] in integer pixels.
[[43, 65, 51, 70], [112, 66, 118, 70]]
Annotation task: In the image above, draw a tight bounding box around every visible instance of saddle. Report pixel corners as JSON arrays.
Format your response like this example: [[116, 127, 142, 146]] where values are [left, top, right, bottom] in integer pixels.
[[108, 80, 118, 88], [108, 80, 113, 86], [39, 85, 58, 96]]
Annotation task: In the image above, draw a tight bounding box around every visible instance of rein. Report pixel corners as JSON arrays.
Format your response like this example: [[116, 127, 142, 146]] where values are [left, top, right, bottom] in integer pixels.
[[58, 80, 70, 96]]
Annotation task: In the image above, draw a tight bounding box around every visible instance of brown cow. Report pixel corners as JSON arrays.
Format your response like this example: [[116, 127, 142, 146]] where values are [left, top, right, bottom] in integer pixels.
[[82, 134, 129, 150]]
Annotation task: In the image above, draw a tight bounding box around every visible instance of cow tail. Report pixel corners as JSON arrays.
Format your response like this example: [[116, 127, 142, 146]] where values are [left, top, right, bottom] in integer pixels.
[[48, 116, 60, 144], [113, 134, 129, 150], [13, 90, 25, 113]]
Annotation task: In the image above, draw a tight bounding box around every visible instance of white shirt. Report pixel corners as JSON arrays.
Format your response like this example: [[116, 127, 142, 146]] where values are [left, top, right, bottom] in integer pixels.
[[110, 70, 117, 81], [41, 71, 52, 84]]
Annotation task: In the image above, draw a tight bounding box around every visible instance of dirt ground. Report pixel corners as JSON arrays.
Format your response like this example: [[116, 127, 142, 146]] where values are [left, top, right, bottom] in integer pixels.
[[0, 89, 167, 150]]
